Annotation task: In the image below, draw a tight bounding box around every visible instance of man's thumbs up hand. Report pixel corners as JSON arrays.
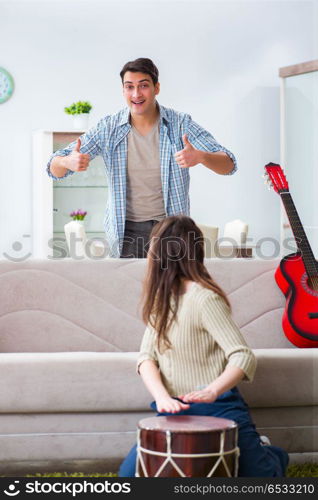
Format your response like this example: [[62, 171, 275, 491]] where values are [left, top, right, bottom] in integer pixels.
[[74, 138, 81, 152], [182, 134, 192, 148], [66, 137, 90, 172], [174, 134, 201, 168]]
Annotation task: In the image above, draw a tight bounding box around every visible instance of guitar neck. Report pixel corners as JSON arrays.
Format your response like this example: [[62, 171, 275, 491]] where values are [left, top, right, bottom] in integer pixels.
[[280, 191, 318, 277]]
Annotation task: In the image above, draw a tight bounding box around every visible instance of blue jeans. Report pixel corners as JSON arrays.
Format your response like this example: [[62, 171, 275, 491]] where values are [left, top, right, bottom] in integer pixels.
[[120, 220, 159, 258], [118, 387, 289, 477]]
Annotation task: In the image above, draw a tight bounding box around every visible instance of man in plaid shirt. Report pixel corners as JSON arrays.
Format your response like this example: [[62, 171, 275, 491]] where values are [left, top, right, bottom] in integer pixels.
[[47, 58, 237, 258]]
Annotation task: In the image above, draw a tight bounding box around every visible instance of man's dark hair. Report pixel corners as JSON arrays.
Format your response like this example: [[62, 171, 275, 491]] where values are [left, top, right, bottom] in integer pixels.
[[120, 58, 159, 85]]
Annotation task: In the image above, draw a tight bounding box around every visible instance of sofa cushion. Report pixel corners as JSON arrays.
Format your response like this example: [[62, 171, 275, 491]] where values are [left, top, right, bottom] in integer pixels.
[[0, 350, 316, 413], [239, 349, 317, 407]]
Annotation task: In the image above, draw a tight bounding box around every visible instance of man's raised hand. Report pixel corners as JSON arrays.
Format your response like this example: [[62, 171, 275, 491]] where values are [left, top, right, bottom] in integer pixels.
[[174, 134, 201, 168], [66, 138, 91, 172], [74, 138, 81, 152]]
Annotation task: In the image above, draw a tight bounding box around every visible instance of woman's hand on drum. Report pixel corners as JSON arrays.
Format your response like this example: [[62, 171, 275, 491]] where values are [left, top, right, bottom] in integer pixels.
[[156, 395, 190, 413], [178, 387, 218, 404]]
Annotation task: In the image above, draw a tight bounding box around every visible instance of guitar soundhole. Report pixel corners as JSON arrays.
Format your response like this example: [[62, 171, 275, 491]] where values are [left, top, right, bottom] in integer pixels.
[[301, 274, 318, 295]]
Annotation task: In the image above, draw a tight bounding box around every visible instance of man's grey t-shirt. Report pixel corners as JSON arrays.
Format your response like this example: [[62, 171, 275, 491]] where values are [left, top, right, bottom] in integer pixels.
[[126, 119, 166, 222]]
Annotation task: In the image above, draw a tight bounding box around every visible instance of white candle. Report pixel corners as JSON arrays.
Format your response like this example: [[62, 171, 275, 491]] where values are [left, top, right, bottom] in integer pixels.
[[90, 240, 107, 257], [223, 219, 248, 245], [197, 224, 219, 257]]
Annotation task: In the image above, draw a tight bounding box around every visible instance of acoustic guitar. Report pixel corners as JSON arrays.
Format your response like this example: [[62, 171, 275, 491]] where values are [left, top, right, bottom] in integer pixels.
[[265, 162, 318, 348]]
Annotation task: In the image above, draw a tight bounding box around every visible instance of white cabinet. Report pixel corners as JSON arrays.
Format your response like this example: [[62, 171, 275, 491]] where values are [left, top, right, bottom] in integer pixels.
[[32, 131, 108, 258], [279, 60, 318, 257]]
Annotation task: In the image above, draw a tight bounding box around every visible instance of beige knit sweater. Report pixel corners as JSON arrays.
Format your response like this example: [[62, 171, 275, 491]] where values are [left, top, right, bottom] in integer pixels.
[[137, 282, 257, 396]]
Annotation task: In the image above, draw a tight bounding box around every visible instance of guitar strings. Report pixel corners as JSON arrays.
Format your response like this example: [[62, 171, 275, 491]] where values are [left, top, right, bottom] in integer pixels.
[[280, 192, 318, 291]]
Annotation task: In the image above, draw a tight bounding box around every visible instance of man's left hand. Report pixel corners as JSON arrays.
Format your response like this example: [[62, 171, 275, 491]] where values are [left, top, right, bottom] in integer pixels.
[[174, 134, 201, 168]]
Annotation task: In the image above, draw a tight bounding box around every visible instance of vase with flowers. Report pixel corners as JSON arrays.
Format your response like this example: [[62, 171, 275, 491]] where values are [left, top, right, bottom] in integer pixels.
[[64, 209, 88, 258]]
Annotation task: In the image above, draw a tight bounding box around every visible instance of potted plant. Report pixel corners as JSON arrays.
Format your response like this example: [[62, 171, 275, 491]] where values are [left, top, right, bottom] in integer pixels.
[[64, 101, 92, 130]]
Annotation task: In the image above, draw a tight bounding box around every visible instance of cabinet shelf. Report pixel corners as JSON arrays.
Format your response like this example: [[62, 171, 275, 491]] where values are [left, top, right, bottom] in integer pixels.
[[33, 129, 109, 258], [53, 186, 107, 189], [54, 231, 105, 234]]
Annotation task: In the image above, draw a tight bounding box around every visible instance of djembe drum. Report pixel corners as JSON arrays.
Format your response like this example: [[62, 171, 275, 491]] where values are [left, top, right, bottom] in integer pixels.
[[136, 415, 239, 477]]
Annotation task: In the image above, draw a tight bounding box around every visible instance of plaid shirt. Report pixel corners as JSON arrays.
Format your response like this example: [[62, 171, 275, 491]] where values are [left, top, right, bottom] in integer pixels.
[[47, 102, 237, 257]]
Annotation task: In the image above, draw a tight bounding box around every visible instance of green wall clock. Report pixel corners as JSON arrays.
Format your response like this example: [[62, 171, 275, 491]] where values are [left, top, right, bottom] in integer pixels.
[[0, 67, 14, 104]]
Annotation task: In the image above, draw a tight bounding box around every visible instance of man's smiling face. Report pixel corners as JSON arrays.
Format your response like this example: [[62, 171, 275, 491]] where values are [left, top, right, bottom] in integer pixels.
[[123, 71, 160, 116]]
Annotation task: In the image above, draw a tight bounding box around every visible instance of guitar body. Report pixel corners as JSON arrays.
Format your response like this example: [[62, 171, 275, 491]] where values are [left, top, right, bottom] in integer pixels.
[[275, 253, 318, 347]]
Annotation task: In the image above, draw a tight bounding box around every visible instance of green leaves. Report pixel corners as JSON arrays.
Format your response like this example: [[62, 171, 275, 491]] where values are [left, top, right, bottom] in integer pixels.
[[64, 101, 92, 115]]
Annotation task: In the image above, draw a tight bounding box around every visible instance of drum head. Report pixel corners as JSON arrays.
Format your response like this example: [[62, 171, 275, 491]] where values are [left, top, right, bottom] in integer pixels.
[[139, 415, 237, 432]]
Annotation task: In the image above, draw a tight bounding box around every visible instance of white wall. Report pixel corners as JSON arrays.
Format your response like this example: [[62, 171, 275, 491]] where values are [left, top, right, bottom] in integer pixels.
[[0, 0, 315, 260]]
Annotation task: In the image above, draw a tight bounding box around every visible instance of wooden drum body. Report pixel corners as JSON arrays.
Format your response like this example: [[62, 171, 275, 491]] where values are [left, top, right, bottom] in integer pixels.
[[136, 415, 239, 477]]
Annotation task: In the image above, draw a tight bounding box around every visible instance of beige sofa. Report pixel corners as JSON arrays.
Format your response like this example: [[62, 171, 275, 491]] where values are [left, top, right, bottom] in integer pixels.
[[0, 258, 316, 475]]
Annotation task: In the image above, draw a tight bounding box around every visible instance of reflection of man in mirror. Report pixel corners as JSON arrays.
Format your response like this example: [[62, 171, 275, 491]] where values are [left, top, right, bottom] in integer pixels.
[[47, 58, 237, 258]]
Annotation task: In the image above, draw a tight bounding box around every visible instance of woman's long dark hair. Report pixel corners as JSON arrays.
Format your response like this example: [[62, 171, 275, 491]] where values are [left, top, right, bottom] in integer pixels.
[[141, 215, 230, 351]]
